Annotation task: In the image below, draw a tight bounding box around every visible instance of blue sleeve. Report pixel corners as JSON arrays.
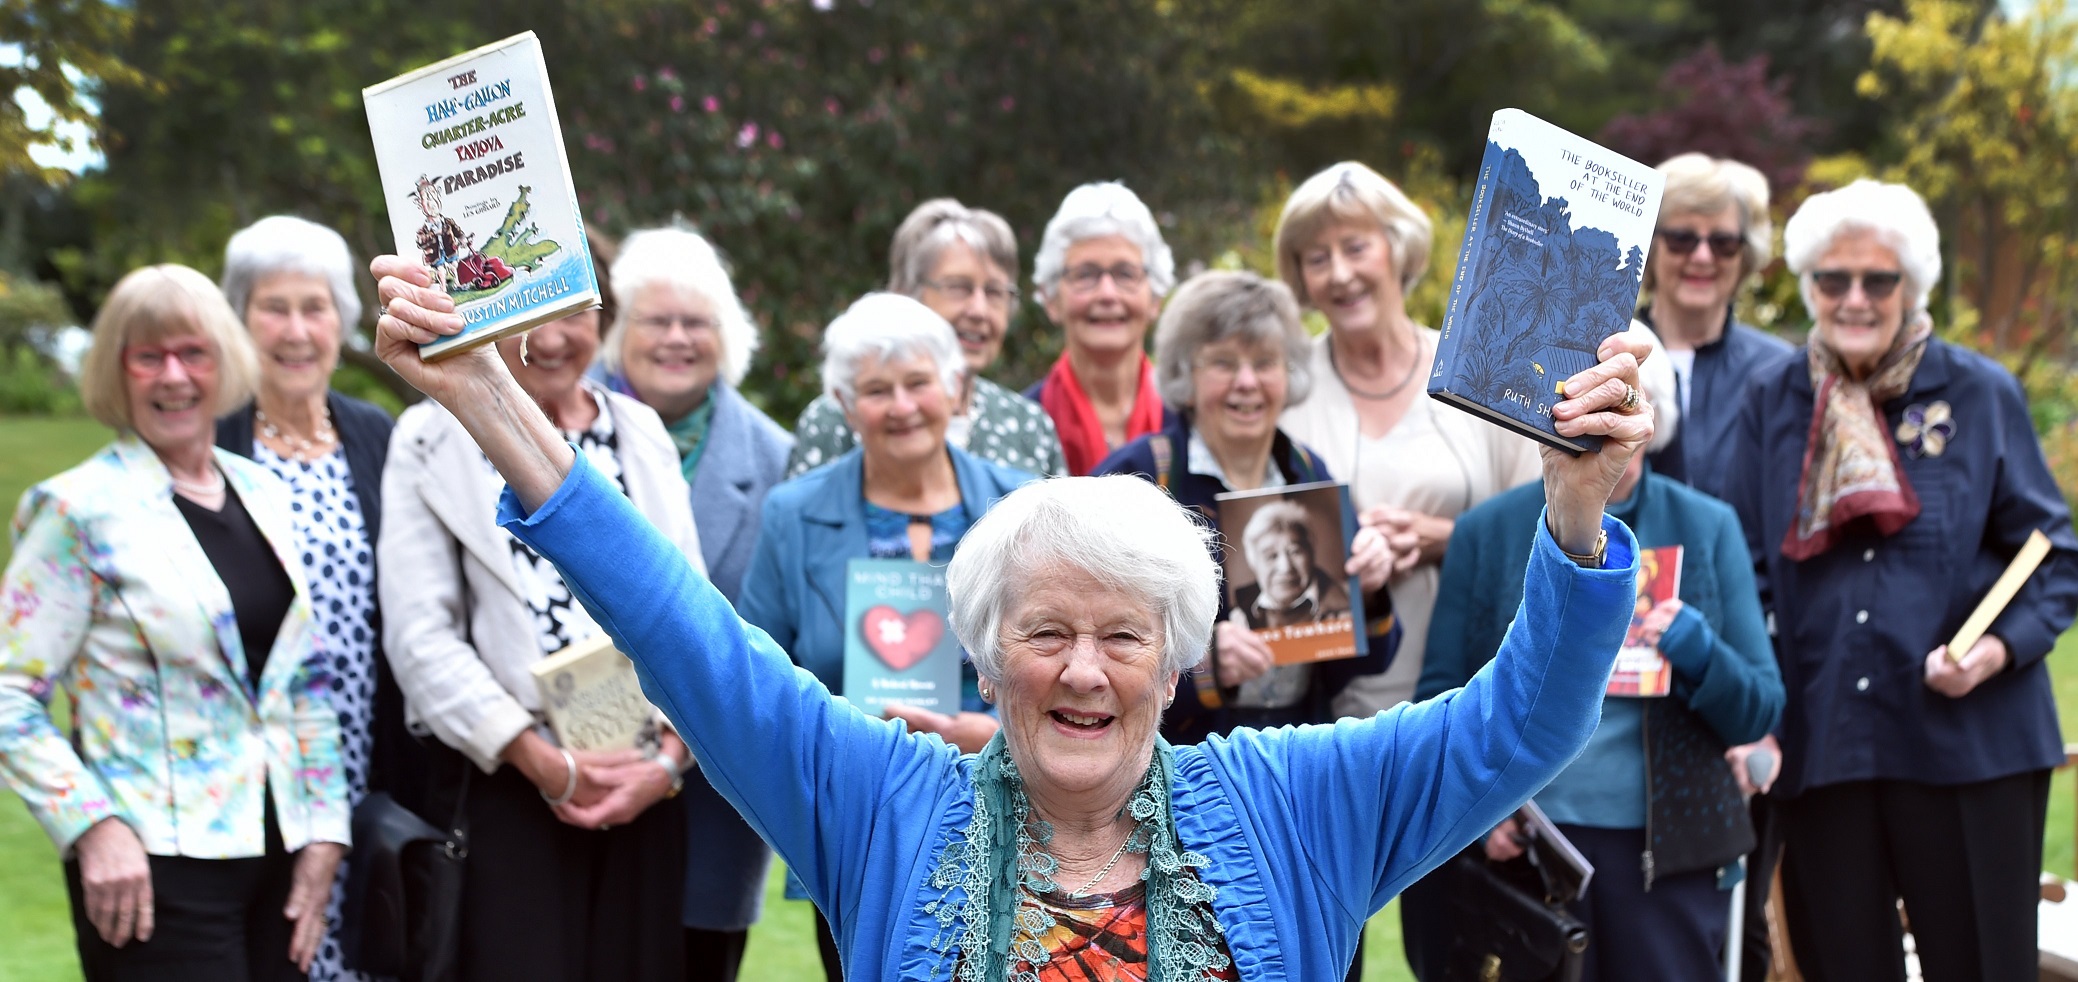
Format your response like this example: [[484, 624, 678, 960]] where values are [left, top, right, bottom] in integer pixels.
[[1981, 371, 2078, 670], [1655, 510, 1783, 745], [496, 452, 959, 918], [1722, 385, 1774, 627], [1210, 510, 1639, 916]]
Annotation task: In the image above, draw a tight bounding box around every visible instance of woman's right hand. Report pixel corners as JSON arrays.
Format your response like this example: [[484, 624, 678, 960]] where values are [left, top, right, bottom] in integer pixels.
[[503, 730, 637, 808], [75, 817, 153, 947], [1214, 614, 1274, 687], [369, 255, 504, 408]]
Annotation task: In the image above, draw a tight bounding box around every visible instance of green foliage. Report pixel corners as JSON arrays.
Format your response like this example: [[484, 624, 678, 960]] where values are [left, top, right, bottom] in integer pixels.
[[0, 345, 76, 414], [0, 0, 145, 185]]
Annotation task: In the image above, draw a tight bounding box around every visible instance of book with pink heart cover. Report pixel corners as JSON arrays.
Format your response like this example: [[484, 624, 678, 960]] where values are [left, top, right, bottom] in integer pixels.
[[842, 558, 963, 716]]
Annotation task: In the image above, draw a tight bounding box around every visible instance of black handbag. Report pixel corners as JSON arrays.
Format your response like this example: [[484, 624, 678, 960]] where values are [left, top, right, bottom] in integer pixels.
[[341, 770, 469, 982], [1433, 847, 1590, 982]]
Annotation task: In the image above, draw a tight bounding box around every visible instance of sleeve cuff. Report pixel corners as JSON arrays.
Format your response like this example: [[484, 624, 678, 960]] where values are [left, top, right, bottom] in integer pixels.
[[1656, 604, 1713, 678]]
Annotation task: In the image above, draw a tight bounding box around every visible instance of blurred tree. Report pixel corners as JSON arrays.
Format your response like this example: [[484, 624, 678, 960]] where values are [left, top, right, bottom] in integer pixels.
[[0, 0, 142, 185], [1596, 45, 1827, 193]]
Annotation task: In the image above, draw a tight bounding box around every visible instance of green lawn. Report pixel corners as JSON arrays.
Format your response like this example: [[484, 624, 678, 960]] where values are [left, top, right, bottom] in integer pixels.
[[0, 413, 2070, 981]]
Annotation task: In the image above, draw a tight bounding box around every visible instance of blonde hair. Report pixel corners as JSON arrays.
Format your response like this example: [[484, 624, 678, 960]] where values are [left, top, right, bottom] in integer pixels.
[[80, 264, 260, 432], [1649, 153, 1774, 285], [1272, 161, 1433, 304]]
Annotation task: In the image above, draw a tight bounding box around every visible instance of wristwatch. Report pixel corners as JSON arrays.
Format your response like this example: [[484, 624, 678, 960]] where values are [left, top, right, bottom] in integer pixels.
[[650, 752, 687, 799], [1561, 529, 1609, 569]]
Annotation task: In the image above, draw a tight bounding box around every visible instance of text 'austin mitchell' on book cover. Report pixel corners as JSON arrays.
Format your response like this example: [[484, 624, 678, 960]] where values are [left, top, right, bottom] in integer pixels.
[[1428, 109, 1665, 454]]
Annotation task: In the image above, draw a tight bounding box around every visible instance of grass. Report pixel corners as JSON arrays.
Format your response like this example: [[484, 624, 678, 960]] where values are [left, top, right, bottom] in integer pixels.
[[0, 412, 2069, 981]]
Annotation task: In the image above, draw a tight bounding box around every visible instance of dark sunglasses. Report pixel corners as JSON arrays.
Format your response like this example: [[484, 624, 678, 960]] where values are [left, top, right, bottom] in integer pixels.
[[1655, 228, 1745, 257], [1811, 269, 1904, 301]]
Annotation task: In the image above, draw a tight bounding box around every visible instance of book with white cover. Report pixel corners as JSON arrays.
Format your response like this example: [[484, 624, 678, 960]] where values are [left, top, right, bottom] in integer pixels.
[[527, 632, 660, 753]]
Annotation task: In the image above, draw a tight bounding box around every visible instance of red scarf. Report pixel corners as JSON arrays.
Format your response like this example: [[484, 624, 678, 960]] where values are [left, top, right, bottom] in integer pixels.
[[1039, 351, 1167, 476]]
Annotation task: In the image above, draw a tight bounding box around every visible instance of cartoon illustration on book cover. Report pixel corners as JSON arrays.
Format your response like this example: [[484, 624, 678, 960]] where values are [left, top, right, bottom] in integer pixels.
[[405, 174, 562, 302]]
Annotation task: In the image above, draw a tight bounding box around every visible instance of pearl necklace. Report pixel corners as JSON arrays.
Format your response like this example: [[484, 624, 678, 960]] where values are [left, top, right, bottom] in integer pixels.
[[170, 466, 225, 498], [257, 405, 337, 462]]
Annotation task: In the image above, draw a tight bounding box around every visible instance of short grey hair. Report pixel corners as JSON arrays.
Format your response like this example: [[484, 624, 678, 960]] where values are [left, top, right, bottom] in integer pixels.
[[1783, 179, 1942, 328], [1032, 181, 1176, 301], [888, 199, 1019, 295], [601, 226, 760, 387], [1273, 161, 1434, 304], [1152, 270, 1313, 411], [1241, 500, 1315, 562], [220, 216, 363, 327], [950, 475, 1219, 682], [1627, 320, 1680, 453], [818, 292, 965, 405]]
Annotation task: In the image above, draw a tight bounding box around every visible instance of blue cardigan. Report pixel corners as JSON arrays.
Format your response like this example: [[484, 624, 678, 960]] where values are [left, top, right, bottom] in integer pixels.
[[688, 383, 794, 602], [498, 451, 1640, 980], [1723, 338, 2078, 796]]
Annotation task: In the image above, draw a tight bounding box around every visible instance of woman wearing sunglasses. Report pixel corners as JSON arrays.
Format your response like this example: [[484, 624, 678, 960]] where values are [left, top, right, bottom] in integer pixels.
[[0, 265, 349, 981], [1723, 180, 2078, 981], [1639, 153, 1794, 502]]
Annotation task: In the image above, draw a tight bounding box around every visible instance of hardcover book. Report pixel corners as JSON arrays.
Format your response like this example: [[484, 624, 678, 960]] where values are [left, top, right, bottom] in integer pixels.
[[1428, 108, 1665, 453], [363, 32, 599, 361], [1609, 545, 1683, 697], [527, 632, 662, 753], [1213, 481, 1369, 665], [843, 559, 963, 716]]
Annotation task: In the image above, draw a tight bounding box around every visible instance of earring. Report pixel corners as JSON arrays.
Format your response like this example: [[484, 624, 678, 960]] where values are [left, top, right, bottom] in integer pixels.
[[979, 683, 994, 702]]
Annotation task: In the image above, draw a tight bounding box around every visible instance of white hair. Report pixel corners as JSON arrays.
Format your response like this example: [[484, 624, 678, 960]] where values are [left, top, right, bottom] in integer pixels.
[[1782, 179, 1942, 327], [1032, 181, 1177, 301], [818, 292, 965, 405], [1627, 320, 1679, 453], [220, 216, 363, 327], [949, 475, 1219, 682], [602, 226, 760, 387]]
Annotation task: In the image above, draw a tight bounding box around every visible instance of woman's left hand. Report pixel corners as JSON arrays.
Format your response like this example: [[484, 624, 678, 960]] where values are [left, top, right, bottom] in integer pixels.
[[284, 841, 346, 972], [1633, 598, 1685, 648], [553, 755, 678, 830], [882, 705, 1001, 754], [1543, 334, 1656, 557], [1924, 634, 2010, 698], [1345, 524, 1400, 597], [1360, 506, 1451, 571]]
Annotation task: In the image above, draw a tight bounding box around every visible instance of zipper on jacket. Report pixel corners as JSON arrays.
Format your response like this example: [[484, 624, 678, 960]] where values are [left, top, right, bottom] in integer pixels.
[[1640, 703, 1656, 893]]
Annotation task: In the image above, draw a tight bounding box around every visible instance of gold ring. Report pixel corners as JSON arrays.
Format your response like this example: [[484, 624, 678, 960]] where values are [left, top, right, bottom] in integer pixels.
[[1617, 383, 1642, 414]]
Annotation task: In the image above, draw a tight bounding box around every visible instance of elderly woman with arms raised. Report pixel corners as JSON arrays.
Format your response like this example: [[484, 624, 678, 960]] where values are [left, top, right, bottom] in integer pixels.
[[595, 225, 790, 977], [215, 216, 408, 982], [1273, 162, 1543, 718], [377, 260, 700, 982], [0, 266, 348, 981], [1026, 181, 1181, 475], [1093, 270, 1401, 744], [1724, 179, 2078, 982], [789, 199, 1066, 477], [374, 232, 1655, 979]]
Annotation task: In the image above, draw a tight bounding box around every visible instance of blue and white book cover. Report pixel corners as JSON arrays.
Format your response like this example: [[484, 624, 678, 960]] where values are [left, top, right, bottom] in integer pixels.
[[1428, 109, 1664, 453]]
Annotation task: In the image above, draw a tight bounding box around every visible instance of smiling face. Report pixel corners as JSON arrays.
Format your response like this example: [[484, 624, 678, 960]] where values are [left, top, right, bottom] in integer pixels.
[[244, 271, 341, 408], [1650, 204, 1745, 320], [1043, 235, 1158, 361], [1190, 334, 1287, 453], [1297, 221, 1404, 335], [994, 562, 1176, 804], [620, 281, 722, 414], [915, 241, 1013, 375], [1810, 229, 1908, 379], [1247, 526, 1316, 609], [123, 330, 222, 456], [497, 307, 600, 404], [842, 350, 953, 469]]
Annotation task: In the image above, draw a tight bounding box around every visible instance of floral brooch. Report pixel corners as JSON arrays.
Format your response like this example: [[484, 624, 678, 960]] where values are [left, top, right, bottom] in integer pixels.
[[1896, 400, 1954, 458]]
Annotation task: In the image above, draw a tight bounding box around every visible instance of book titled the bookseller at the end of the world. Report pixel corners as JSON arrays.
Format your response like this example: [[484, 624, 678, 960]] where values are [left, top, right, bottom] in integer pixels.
[[363, 32, 599, 361], [1428, 109, 1665, 454]]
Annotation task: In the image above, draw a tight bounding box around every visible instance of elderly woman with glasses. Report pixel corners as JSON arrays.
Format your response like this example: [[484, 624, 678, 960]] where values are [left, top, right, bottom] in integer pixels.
[[1026, 181, 1182, 475], [370, 247, 1657, 982], [788, 199, 1067, 478], [1094, 270, 1402, 745], [1723, 179, 2078, 982], [0, 266, 348, 981]]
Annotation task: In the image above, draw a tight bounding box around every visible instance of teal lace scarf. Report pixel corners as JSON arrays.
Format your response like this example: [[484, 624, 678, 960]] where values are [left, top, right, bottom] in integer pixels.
[[924, 734, 1229, 981]]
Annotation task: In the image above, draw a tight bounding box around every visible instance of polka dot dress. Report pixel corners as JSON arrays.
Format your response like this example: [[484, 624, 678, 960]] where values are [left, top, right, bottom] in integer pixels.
[[253, 443, 380, 982], [783, 377, 1068, 479]]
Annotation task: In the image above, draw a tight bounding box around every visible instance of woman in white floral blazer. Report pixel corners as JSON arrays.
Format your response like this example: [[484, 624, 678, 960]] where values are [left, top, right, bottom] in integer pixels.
[[0, 265, 349, 982]]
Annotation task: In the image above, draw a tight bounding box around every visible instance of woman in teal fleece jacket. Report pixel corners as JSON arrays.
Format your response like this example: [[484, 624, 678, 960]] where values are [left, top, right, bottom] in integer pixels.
[[370, 255, 1656, 981]]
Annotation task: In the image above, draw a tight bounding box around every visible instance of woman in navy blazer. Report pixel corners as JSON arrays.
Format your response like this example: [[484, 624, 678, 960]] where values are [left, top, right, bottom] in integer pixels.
[[1724, 181, 2078, 982]]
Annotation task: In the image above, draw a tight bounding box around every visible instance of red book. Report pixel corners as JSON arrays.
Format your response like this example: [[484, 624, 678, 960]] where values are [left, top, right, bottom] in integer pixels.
[[1608, 545, 1682, 697]]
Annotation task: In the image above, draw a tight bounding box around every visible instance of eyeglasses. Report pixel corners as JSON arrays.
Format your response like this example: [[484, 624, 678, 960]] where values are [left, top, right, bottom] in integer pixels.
[[1195, 354, 1286, 383], [1062, 263, 1148, 294], [123, 342, 217, 378], [1811, 269, 1904, 301], [630, 313, 717, 335], [920, 278, 1019, 308], [1656, 229, 1746, 258]]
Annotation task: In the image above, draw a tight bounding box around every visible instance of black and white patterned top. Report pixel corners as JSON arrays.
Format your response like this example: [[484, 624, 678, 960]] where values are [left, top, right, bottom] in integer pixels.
[[253, 442, 379, 982], [501, 386, 630, 655]]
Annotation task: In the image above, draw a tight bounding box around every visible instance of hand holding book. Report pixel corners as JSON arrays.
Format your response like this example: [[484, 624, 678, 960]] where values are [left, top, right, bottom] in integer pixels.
[[1541, 333, 1657, 559], [1924, 633, 2011, 699]]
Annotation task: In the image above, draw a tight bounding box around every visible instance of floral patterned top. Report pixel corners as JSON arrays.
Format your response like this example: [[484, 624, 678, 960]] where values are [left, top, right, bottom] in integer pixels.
[[1009, 883, 1240, 982], [786, 376, 1068, 479]]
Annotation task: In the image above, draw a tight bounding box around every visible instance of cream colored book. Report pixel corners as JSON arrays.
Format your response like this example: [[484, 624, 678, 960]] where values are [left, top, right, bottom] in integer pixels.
[[1946, 528, 2053, 663], [528, 633, 659, 752]]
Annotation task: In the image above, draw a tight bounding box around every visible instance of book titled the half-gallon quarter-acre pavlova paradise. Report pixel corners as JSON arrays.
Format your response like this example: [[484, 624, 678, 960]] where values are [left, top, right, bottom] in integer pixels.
[[363, 32, 599, 360]]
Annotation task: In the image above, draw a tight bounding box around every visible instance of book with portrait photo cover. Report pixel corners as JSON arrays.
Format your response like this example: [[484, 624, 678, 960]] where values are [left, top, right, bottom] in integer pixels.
[[1213, 481, 1369, 665], [1609, 545, 1682, 697], [363, 31, 600, 361], [842, 558, 964, 716], [527, 632, 662, 753]]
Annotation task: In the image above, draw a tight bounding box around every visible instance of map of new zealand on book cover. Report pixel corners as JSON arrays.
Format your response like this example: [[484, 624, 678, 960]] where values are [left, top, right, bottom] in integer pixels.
[[1428, 109, 1664, 453]]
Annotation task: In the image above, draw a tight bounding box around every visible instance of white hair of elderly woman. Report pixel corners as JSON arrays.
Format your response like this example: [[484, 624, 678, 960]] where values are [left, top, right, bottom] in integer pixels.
[[220, 216, 364, 327], [818, 292, 967, 405], [1626, 320, 1679, 454], [1152, 270, 1314, 411], [949, 474, 1219, 683], [1782, 179, 1942, 326], [600, 226, 761, 388], [1031, 181, 1177, 301]]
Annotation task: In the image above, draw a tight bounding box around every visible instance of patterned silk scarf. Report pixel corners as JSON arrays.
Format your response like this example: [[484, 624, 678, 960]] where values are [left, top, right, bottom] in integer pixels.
[[1038, 352, 1167, 476], [1781, 326, 1931, 560]]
